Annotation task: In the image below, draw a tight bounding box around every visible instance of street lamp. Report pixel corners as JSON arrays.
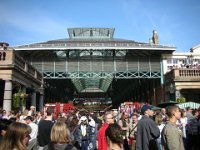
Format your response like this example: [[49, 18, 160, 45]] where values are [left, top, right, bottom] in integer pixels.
[[169, 83, 175, 101]]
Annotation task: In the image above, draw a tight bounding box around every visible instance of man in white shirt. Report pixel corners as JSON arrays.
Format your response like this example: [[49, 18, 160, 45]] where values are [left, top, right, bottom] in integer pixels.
[[24, 116, 38, 150], [28, 106, 36, 116]]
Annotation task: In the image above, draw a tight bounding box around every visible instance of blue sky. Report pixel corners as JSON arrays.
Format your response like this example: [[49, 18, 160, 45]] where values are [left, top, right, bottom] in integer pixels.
[[0, 0, 200, 52]]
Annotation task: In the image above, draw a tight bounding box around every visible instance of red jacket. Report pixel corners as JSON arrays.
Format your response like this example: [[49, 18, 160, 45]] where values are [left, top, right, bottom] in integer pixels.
[[97, 123, 109, 150]]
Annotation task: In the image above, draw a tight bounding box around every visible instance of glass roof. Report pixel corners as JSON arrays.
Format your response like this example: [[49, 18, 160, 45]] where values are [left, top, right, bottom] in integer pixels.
[[68, 28, 115, 39]]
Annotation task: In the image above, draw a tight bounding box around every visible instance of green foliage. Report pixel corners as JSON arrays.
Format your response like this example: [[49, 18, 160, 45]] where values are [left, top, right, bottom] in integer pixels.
[[12, 90, 26, 109], [176, 97, 186, 103]]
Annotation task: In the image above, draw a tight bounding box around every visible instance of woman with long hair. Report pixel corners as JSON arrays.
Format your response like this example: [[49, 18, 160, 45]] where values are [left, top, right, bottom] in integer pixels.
[[0, 122, 31, 150], [43, 122, 77, 150]]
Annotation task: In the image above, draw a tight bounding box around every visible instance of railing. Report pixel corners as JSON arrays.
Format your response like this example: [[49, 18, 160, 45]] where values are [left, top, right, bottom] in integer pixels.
[[0, 50, 43, 82], [165, 68, 200, 82]]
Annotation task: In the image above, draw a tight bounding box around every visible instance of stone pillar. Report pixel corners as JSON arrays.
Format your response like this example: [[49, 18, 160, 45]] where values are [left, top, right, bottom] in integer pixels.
[[31, 90, 36, 108], [3, 80, 12, 111], [39, 94, 44, 111]]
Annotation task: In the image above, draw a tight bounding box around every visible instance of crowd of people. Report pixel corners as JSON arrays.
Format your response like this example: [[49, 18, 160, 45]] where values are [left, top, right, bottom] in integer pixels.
[[0, 104, 200, 150]]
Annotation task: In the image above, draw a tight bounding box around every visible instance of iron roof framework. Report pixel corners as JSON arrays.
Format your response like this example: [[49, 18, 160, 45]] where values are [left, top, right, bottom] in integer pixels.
[[15, 48, 173, 93], [13, 28, 175, 94]]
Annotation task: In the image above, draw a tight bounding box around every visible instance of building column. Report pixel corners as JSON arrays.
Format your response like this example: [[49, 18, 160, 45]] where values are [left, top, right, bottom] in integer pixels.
[[31, 90, 36, 108], [39, 94, 44, 111], [3, 80, 12, 111]]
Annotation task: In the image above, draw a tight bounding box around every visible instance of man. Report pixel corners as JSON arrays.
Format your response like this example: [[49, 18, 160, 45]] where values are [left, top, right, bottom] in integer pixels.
[[118, 112, 130, 150], [28, 106, 36, 116], [74, 115, 95, 150], [97, 111, 114, 150], [136, 104, 160, 150], [129, 113, 138, 150], [161, 105, 185, 150], [24, 116, 38, 150], [161, 108, 167, 122], [185, 107, 193, 121], [37, 107, 54, 150]]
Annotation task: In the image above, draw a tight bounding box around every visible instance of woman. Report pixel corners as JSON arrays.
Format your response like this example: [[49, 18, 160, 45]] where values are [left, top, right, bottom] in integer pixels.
[[105, 123, 124, 150], [0, 122, 31, 150], [43, 122, 77, 150], [155, 113, 165, 150]]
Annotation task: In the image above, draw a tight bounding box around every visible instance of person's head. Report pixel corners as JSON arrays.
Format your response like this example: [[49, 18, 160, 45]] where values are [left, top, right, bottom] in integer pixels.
[[141, 104, 154, 117], [186, 107, 192, 112], [180, 109, 186, 118], [46, 107, 54, 116], [132, 114, 138, 124], [22, 109, 29, 116], [104, 111, 114, 124], [50, 122, 70, 143], [0, 119, 12, 137], [105, 123, 123, 147], [166, 105, 181, 121], [79, 116, 88, 125], [155, 113, 163, 125], [192, 109, 199, 117], [24, 116, 33, 124], [123, 112, 129, 119], [161, 108, 166, 115], [30, 106, 35, 111], [0, 122, 31, 150]]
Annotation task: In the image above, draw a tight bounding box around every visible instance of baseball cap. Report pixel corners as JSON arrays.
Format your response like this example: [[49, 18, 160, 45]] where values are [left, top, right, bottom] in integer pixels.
[[141, 104, 153, 115]]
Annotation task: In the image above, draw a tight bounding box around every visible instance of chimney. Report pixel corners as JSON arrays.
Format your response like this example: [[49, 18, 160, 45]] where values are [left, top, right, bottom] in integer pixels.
[[152, 30, 159, 44]]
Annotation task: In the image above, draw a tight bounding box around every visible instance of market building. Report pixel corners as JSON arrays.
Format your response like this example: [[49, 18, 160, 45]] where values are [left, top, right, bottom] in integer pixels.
[[3, 27, 199, 111]]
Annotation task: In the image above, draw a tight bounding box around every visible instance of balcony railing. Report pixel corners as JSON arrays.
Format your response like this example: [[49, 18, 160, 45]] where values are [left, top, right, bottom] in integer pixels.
[[0, 50, 43, 81], [165, 68, 200, 82]]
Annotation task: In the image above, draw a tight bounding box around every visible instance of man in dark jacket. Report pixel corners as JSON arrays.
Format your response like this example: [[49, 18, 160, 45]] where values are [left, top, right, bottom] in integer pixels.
[[136, 104, 160, 150]]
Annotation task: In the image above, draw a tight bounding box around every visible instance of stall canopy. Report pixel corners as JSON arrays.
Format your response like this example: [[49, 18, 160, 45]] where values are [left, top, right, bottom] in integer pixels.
[[177, 101, 200, 109], [157, 101, 179, 108]]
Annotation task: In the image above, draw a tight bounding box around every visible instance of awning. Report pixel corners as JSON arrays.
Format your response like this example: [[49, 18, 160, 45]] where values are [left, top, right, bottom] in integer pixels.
[[177, 102, 200, 109]]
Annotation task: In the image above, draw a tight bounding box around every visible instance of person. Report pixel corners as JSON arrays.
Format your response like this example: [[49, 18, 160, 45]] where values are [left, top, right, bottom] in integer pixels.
[[155, 113, 165, 150], [136, 104, 160, 150], [0, 122, 31, 150], [176, 109, 187, 149], [37, 107, 54, 150], [28, 106, 36, 116], [43, 122, 77, 150], [185, 107, 193, 121], [161, 105, 185, 150], [118, 112, 130, 150], [105, 123, 124, 150], [24, 116, 38, 150], [97, 111, 115, 150], [160, 108, 167, 122], [128, 113, 138, 150], [0, 118, 12, 142], [19, 109, 29, 123], [74, 115, 95, 150], [187, 109, 199, 150]]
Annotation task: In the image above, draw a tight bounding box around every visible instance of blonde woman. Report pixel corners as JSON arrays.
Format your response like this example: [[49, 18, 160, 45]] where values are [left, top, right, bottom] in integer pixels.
[[19, 109, 29, 123], [0, 122, 31, 150], [43, 122, 77, 150]]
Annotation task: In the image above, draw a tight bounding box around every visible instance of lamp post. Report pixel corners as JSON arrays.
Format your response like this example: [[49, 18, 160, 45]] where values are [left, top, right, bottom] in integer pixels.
[[169, 83, 175, 101]]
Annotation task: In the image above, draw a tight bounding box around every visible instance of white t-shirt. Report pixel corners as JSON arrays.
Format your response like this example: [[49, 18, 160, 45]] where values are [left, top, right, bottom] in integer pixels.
[[28, 122, 38, 141]]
